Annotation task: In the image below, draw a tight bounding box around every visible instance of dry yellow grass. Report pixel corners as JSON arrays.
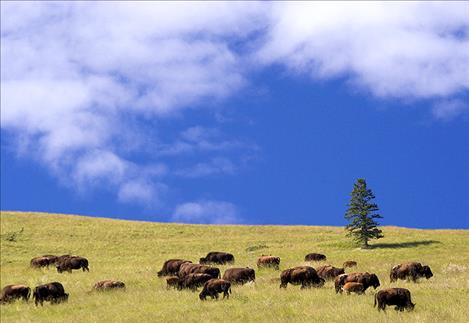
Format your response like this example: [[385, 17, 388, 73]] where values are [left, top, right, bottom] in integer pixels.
[[1, 211, 468, 322]]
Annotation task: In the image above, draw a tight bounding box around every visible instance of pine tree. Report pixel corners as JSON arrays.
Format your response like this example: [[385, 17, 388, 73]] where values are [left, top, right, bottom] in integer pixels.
[[345, 178, 383, 248]]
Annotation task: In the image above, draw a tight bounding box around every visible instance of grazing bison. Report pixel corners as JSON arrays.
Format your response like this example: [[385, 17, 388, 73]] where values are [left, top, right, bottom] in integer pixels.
[[178, 273, 213, 291], [257, 256, 280, 270], [222, 268, 255, 284], [157, 259, 192, 277], [375, 288, 415, 312], [0, 285, 31, 303], [30, 255, 58, 268], [56, 256, 89, 273], [33, 282, 68, 306], [199, 279, 231, 300], [390, 262, 433, 282], [200, 252, 234, 265], [335, 272, 380, 293], [316, 265, 345, 280], [304, 253, 327, 262], [178, 263, 220, 279], [166, 277, 180, 289], [280, 266, 325, 289], [343, 260, 357, 268], [342, 282, 365, 295], [93, 280, 125, 291]]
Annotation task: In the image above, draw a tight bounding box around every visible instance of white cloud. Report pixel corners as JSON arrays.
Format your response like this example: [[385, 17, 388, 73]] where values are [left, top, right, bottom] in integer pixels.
[[257, 2, 469, 99], [118, 180, 167, 207], [432, 100, 468, 121], [172, 200, 241, 224]]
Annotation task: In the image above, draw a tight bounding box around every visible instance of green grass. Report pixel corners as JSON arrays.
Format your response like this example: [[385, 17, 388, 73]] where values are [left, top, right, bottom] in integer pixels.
[[1, 211, 468, 322]]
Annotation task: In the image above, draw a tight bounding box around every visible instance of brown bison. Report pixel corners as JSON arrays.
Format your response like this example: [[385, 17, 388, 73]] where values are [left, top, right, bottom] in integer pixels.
[[33, 282, 68, 306], [178, 273, 213, 291], [304, 253, 326, 262], [199, 279, 231, 300], [157, 259, 192, 277], [257, 256, 280, 270], [166, 277, 180, 289], [178, 263, 220, 279], [222, 268, 255, 284], [0, 285, 31, 303], [390, 262, 433, 282], [280, 266, 325, 289], [199, 252, 234, 265], [375, 288, 415, 312], [30, 255, 58, 268], [343, 260, 357, 268], [342, 282, 365, 295], [93, 280, 125, 291], [56, 256, 89, 273], [316, 265, 345, 280], [335, 272, 380, 293]]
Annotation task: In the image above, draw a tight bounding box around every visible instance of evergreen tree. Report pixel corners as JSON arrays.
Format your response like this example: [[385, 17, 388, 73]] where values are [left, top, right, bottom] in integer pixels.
[[345, 178, 383, 248]]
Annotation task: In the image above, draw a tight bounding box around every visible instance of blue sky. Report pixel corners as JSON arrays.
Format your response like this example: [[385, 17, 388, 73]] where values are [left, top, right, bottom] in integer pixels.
[[1, 2, 468, 228]]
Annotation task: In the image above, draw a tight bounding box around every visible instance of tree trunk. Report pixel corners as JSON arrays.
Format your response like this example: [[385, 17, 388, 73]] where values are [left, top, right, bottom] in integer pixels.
[[362, 239, 369, 249]]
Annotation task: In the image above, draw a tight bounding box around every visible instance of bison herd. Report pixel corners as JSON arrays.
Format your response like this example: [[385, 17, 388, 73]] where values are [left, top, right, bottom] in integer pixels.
[[1, 254, 124, 306], [154, 251, 431, 312], [1, 250, 433, 313]]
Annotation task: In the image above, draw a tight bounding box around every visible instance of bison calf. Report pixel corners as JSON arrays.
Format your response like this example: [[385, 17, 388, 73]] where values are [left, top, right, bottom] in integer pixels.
[[199, 279, 231, 300], [375, 288, 415, 312], [257, 256, 280, 270], [222, 268, 255, 285], [93, 280, 125, 291], [343, 261, 357, 268], [342, 282, 365, 295], [0, 285, 31, 303]]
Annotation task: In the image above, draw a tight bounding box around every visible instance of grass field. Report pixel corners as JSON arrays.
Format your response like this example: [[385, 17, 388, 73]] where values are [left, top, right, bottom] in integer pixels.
[[1, 211, 468, 322]]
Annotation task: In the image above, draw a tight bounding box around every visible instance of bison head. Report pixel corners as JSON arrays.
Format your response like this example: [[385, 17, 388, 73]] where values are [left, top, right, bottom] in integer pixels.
[[199, 257, 207, 264], [370, 274, 380, 289], [199, 290, 207, 300], [56, 265, 64, 273], [316, 277, 326, 287], [422, 266, 433, 279]]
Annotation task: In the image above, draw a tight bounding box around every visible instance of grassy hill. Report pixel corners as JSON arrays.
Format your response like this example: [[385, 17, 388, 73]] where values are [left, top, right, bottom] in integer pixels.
[[1, 211, 468, 322]]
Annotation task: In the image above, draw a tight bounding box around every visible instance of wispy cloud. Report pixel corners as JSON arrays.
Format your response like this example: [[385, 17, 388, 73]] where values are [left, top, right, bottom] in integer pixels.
[[175, 157, 236, 178], [432, 100, 468, 121], [172, 200, 242, 224], [158, 126, 252, 156]]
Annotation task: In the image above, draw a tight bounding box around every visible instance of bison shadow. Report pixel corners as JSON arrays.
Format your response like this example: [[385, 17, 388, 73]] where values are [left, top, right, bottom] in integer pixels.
[[369, 240, 440, 249]]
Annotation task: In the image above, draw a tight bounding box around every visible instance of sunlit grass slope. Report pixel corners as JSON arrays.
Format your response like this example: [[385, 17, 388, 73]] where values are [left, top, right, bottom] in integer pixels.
[[1, 211, 468, 322]]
